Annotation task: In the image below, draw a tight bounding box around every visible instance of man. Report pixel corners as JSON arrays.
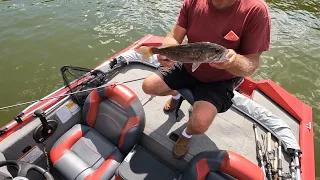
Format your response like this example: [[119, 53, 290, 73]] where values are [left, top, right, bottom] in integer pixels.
[[142, 0, 271, 158]]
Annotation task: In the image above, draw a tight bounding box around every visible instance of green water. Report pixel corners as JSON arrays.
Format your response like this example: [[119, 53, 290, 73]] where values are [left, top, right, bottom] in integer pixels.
[[0, 0, 319, 177]]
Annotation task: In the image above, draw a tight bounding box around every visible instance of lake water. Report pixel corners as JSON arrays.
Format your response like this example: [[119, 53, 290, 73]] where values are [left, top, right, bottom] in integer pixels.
[[0, 0, 319, 177]]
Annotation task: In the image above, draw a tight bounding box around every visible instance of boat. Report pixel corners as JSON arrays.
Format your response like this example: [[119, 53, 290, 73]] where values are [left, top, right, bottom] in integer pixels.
[[0, 34, 315, 180]]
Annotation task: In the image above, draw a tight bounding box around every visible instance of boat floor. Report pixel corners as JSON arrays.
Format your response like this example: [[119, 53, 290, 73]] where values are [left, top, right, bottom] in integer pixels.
[[103, 62, 300, 174]]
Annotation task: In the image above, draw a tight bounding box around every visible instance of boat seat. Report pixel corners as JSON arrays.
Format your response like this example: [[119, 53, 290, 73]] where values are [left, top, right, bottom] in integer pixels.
[[181, 150, 264, 180], [50, 84, 145, 180], [115, 145, 263, 180], [175, 77, 244, 119]]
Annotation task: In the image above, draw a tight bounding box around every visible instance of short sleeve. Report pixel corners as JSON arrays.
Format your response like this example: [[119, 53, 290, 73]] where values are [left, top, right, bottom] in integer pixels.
[[239, 2, 271, 55], [176, 0, 192, 29]]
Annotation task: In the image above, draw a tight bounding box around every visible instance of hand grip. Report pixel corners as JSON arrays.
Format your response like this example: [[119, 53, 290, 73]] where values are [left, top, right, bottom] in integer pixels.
[[33, 109, 49, 136]]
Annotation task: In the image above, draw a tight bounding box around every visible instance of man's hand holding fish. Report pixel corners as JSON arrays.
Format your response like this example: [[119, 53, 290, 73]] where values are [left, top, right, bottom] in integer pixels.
[[209, 48, 236, 70]]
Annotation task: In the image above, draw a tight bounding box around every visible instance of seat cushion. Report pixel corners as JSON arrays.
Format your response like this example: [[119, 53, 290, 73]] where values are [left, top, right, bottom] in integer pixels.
[[50, 124, 124, 180], [181, 150, 264, 180]]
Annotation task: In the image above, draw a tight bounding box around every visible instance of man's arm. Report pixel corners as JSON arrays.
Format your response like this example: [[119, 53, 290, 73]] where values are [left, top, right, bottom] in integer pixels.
[[227, 53, 261, 76], [210, 50, 261, 77], [160, 0, 189, 66], [159, 25, 187, 67], [163, 25, 186, 46]]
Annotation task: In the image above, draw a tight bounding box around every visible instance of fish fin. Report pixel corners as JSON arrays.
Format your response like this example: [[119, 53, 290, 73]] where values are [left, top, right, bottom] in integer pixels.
[[134, 46, 154, 61], [192, 62, 201, 72]]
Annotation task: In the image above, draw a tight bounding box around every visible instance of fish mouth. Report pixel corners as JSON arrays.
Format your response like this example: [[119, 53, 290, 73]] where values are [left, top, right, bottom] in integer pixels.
[[218, 49, 230, 62]]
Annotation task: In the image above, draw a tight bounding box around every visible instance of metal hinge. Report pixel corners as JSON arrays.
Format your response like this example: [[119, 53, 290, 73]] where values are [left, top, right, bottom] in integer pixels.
[[306, 122, 312, 130], [14, 112, 24, 123], [0, 127, 8, 136]]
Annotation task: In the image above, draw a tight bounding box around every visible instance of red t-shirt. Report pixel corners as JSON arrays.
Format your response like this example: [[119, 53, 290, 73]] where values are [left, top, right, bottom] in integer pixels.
[[176, 0, 271, 83]]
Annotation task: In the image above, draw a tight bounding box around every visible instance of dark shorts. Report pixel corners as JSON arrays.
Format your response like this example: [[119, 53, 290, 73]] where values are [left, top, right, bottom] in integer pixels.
[[156, 63, 236, 113]]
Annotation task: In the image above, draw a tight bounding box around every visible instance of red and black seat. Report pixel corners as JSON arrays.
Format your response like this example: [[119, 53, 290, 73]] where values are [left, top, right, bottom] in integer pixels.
[[50, 84, 145, 180], [181, 150, 264, 180]]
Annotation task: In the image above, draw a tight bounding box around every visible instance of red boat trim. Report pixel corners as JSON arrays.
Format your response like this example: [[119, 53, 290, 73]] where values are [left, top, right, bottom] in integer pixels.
[[95, 34, 161, 70], [237, 77, 257, 98], [299, 105, 314, 180]]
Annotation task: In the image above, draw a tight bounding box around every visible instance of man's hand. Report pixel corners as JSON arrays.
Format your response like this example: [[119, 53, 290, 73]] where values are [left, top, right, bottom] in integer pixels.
[[210, 49, 261, 77], [157, 36, 180, 68], [209, 49, 237, 69], [156, 24, 186, 68]]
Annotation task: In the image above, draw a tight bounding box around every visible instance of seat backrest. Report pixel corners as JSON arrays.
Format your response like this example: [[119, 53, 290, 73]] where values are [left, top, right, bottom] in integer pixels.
[[82, 84, 145, 155], [181, 150, 264, 180]]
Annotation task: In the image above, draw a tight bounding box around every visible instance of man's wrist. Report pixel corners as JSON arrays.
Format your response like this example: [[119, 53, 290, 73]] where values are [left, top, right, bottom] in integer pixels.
[[162, 36, 180, 47], [225, 52, 259, 77]]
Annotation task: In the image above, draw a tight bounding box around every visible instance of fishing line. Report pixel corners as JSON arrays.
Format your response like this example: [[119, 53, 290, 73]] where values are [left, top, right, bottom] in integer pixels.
[[0, 77, 146, 111]]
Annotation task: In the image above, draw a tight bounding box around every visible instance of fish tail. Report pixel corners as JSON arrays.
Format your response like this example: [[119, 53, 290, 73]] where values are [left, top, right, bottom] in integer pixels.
[[134, 46, 154, 61]]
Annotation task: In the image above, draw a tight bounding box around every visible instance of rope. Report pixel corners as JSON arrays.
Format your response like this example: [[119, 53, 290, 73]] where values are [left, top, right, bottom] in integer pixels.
[[0, 77, 146, 111]]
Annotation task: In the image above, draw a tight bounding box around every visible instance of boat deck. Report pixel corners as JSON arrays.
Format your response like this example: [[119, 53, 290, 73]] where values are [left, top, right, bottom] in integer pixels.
[[105, 62, 300, 174]]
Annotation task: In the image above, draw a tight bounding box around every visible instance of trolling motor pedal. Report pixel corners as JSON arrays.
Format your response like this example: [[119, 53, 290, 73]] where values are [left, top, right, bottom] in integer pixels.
[[33, 109, 58, 143]]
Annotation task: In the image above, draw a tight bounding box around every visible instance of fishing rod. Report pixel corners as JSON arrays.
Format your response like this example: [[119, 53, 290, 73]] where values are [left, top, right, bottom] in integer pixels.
[[293, 150, 301, 180], [253, 123, 267, 178], [231, 103, 286, 180], [263, 132, 274, 180], [0, 77, 146, 111]]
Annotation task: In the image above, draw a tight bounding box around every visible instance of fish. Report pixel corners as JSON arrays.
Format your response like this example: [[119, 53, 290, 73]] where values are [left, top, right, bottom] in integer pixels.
[[134, 42, 230, 72]]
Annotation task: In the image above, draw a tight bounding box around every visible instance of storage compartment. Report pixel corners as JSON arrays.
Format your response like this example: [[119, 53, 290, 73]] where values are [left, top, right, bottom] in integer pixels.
[[116, 145, 180, 180]]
